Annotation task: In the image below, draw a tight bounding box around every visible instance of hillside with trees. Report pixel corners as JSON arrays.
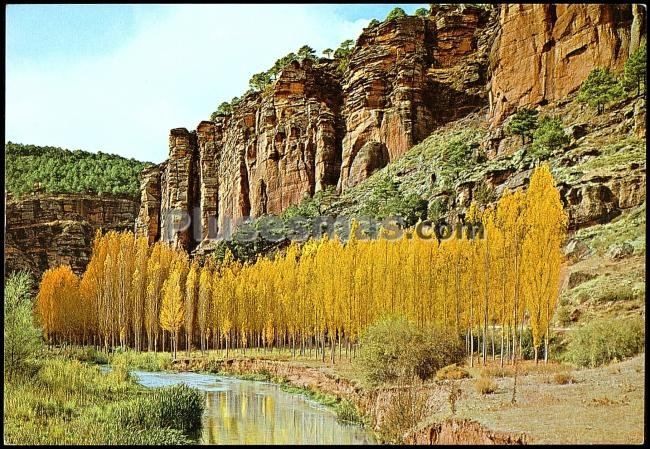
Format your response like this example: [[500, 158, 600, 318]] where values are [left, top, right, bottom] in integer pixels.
[[5, 142, 151, 197]]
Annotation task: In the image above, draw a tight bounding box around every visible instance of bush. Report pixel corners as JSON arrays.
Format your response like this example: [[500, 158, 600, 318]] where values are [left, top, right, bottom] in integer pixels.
[[436, 364, 470, 381], [414, 7, 428, 17], [360, 177, 428, 226], [553, 372, 575, 385], [110, 350, 172, 372], [357, 316, 464, 385], [110, 384, 204, 433], [4, 272, 42, 379], [377, 386, 428, 443], [336, 399, 363, 425], [623, 43, 646, 96], [563, 316, 645, 368], [474, 377, 497, 395], [58, 346, 109, 365], [386, 7, 407, 21]]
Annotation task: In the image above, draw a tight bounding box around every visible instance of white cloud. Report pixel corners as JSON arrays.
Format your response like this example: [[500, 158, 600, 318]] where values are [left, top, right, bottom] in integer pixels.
[[5, 5, 373, 162]]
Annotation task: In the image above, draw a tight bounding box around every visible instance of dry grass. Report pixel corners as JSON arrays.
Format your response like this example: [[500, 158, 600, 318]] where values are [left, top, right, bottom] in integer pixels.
[[474, 377, 498, 395], [478, 359, 570, 378], [436, 364, 471, 381], [552, 372, 575, 385]]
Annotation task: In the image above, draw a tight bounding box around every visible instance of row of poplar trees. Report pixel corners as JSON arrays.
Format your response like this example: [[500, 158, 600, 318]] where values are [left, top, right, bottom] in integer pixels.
[[36, 165, 566, 364]]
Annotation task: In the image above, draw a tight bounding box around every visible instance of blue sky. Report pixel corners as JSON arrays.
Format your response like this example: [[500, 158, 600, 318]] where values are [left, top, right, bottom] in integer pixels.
[[6, 4, 427, 163]]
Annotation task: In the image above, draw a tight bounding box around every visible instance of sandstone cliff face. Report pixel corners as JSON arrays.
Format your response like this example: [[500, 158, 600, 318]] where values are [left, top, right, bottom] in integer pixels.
[[138, 4, 645, 251], [142, 60, 345, 251], [138, 6, 495, 247], [489, 4, 646, 125], [339, 6, 494, 189], [5, 193, 139, 278]]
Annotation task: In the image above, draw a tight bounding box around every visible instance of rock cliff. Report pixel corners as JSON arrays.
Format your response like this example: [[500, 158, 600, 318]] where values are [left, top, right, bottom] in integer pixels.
[[488, 4, 646, 124], [138, 5, 498, 249], [4, 193, 139, 279], [138, 4, 644, 251]]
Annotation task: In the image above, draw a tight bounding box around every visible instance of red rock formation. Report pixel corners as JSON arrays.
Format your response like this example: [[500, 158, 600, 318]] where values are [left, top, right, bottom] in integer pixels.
[[339, 6, 493, 189], [138, 4, 645, 250], [139, 59, 344, 248], [404, 419, 528, 445], [5, 193, 139, 279], [135, 164, 162, 245], [489, 4, 645, 125]]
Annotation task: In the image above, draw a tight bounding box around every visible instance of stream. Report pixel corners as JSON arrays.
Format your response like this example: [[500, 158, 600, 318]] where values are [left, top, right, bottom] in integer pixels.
[[128, 370, 376, 444]]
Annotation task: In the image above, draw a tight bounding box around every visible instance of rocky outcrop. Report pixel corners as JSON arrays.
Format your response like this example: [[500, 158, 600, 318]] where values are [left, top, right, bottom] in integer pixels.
[[135, 165, 162, 245], [558, 167, 646, 230], [339, 6, 494, 189], [5, 193, 139, 279], [139, 59, 345, 250], [404, 419, 528, 445], [489, 4, 646, 125], [138, 4, 645, 251]]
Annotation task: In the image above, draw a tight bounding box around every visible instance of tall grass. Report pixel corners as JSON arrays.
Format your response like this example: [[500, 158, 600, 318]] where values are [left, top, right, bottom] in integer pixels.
[[4, 357, 203, 444], [109, 350, 173, 371]]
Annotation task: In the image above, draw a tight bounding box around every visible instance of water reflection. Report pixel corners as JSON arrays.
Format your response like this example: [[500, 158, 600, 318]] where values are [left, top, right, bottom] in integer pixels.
[[130, 370, 375, 445]]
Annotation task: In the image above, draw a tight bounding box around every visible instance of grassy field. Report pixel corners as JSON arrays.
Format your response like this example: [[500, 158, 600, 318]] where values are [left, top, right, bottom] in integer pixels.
[[3, 355, 204, 444]]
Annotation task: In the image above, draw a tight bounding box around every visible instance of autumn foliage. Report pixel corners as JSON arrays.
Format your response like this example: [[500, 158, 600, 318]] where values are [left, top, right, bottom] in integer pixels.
[[36, 165, 566, 364]]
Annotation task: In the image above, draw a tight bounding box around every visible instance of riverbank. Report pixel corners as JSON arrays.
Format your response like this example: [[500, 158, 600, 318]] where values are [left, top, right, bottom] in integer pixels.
[[52, 346, 645, 444], [176, 353, 644, 444], [170, 355, 529, 444], [3, 356, 204, 444]]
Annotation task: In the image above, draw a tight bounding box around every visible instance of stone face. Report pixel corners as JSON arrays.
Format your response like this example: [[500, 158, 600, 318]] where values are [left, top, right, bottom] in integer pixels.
[[135, 164, 162, 245], [558, 168, 646, 230], [489, 4, 644, 125], [137, 3, 645, 251], [5, 193, 139, 279], [339, 7, 494, 189], [138, 60, 345, 248], [159, 128, 198, 252]]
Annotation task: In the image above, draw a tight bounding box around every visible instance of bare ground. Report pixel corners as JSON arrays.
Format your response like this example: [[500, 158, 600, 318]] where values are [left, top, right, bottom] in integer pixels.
[[177, 349, 645, 444]]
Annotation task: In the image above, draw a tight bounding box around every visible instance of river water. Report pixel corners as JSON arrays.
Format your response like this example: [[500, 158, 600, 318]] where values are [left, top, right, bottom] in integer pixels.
[[129, 370, 376, 445]]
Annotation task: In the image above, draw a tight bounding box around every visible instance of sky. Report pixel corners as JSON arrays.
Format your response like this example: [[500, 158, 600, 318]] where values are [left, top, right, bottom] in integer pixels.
[[6, 4, 427, 163]]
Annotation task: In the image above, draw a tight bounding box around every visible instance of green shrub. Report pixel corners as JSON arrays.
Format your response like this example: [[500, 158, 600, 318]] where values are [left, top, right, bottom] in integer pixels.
[[357, 316, 464, 385], [563, 317, 645, 368], [368, 18, 381, 28], [110, 384, 204, 433], [386, 7, 407, 21], [506, 108, 539, 144], [359, 174, 428, 226], [106, 425, 192, 445], [109, 350, 172, 371], [58, 346, 109, 365], [623, 43, 646, 96], [335, 399, 363, 424], [414, 7, 428, 17], [4, 272, 42, 379]]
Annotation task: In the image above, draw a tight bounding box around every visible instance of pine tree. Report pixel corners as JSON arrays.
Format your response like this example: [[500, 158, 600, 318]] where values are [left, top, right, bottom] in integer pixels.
[[624, 43, 646, 96], [577, 68, 624, 114]]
